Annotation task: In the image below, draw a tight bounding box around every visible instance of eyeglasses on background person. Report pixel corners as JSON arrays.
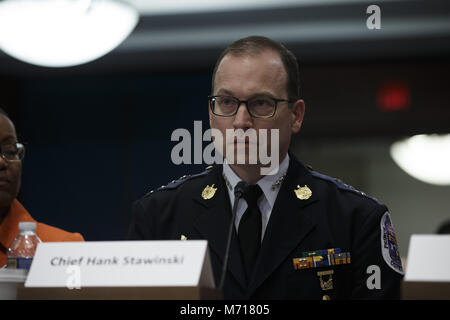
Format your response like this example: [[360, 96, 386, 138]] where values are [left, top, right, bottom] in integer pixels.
[[0, 142, 25, 162]]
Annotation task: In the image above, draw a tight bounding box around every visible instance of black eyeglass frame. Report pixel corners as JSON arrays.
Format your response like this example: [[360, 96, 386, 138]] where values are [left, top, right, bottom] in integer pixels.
[[208, 95, 295, 119]]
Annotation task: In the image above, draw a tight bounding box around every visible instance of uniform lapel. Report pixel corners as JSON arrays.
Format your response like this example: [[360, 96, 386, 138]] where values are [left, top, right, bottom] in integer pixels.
[[247, 157, 320, 296], [192, 166, 247, 290]]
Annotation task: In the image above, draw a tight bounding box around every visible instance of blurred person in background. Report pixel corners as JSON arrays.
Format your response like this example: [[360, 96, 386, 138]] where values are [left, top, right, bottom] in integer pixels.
[[0, 108, 84, 267], [436, 220, 450, 234]]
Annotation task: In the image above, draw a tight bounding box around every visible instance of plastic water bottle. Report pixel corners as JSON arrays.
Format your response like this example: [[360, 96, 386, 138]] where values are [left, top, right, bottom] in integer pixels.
[[6, 222, 41, 270]]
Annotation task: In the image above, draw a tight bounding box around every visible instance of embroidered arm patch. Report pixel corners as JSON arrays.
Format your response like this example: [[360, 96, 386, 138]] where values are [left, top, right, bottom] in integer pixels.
[[380, 211, 404, 275]]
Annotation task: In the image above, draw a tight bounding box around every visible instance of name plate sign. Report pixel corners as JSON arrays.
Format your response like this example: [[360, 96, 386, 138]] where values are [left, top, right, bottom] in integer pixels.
[[405, 235, 450, 282], [402, 235, 450, 299], [25, 240, 215, 289]]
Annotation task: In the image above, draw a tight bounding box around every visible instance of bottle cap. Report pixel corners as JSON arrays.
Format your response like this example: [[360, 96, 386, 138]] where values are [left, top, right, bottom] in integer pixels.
[[18, 222, 37, 233]]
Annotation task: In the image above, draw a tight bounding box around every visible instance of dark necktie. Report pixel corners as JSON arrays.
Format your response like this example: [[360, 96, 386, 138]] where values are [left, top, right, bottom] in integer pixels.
[[238, 183, 263, 283]]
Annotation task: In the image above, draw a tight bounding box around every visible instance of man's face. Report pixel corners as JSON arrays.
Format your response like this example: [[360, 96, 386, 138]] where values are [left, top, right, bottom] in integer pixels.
[[0, 115, 21, 207], [210, 49, 305, 167]]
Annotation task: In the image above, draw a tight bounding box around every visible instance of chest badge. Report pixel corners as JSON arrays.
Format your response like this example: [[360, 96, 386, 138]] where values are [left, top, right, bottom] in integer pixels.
[[202, 184, 217, 200], [294, 185, 312, 200], [317, 270, 334, 291]]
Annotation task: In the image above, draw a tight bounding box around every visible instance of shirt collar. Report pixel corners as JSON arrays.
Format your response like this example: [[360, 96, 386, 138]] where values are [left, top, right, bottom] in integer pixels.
[[222, 154, 290, 208]]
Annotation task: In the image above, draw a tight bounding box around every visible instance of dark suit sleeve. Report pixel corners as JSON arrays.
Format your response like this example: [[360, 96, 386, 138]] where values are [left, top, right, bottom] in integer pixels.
[[350, 205, 404, 299], [127, 199, 154, 240]]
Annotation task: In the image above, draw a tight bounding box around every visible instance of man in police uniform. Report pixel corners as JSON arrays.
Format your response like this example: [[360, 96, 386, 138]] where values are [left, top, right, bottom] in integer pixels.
[[128, 36, 404, 299]]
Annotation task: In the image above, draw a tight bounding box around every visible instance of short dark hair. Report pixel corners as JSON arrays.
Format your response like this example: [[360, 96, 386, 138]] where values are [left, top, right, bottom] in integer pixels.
[[211, 36, 300, 101]]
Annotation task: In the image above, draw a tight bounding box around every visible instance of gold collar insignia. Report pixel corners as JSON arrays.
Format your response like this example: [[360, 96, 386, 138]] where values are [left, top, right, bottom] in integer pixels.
[[202, 184, 217, 200], [294, 185, 312, 200]]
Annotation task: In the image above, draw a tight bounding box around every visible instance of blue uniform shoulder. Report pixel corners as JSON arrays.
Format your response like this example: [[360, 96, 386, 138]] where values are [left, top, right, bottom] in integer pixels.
[[309, 169, 380, 204], [143, 166, 213, 198]]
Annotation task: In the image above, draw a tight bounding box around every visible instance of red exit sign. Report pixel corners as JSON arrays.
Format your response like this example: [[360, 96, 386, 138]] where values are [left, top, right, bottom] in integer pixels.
[[377, 82, 411, 111]]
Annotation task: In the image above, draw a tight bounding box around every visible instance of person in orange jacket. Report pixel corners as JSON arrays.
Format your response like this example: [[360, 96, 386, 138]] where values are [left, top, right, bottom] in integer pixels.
[[0, 108, 84, 267]]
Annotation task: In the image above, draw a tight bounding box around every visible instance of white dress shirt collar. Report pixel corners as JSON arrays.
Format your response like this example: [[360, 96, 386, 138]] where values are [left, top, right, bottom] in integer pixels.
[[223, 153, 290, 202], [222, 154, 290, 237]]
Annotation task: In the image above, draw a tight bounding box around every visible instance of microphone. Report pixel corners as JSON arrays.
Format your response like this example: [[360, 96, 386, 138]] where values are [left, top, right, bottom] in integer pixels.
[[218, 181, 248, 290]]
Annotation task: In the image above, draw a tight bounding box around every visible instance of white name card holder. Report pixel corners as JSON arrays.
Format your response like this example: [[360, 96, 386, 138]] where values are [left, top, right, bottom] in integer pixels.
[[402, 234, 450, 299], [19, 240, 222, 300]]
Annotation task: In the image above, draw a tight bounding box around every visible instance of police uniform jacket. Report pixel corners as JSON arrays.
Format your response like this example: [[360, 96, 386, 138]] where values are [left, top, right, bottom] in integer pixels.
[[128, 155, 404, 299]]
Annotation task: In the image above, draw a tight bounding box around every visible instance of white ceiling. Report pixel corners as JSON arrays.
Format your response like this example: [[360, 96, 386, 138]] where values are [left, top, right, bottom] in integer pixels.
[[128, 0, 381, 15], [118, 0, 450, 58], [1, 0, 449, 71]]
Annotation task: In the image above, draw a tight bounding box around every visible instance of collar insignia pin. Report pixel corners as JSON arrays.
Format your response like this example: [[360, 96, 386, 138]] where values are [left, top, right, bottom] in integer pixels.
[[295, 185, 312, 200], [202, 184, 217, 200]]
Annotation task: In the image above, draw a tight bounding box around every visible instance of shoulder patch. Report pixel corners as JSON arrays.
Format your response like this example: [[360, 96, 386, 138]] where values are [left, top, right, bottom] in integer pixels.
[[380, 211, 404, 275], [144, 169, 210, 197]]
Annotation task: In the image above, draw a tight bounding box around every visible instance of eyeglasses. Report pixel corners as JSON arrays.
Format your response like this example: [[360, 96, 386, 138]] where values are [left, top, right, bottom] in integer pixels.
[[0, 142, 25, 162], [208, 95, 293, 118]]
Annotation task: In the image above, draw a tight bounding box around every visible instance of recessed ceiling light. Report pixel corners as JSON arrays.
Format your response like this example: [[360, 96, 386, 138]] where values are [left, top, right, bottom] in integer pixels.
[[0, 0, 139, 67], [390, 134, 450, 186]]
